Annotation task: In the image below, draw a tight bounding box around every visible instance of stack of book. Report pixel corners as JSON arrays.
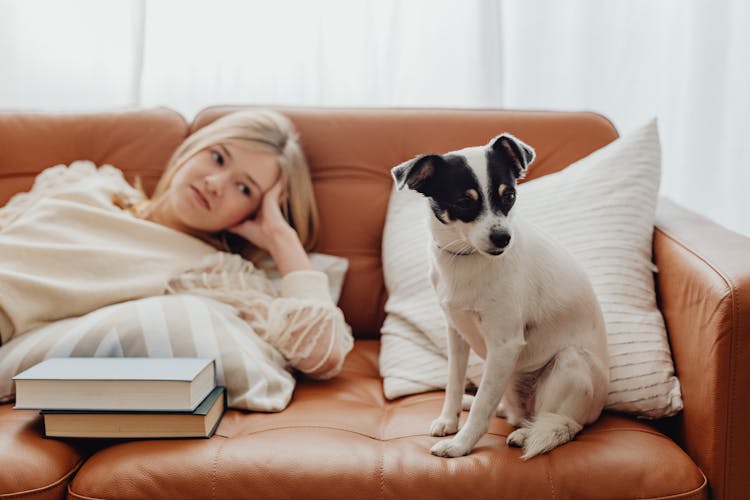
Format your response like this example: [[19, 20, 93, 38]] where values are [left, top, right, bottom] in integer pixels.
[[13, 357, 225, 439]]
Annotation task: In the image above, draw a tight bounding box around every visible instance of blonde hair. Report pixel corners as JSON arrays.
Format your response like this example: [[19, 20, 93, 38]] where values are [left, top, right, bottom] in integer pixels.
[[129, 110, 319, 262]]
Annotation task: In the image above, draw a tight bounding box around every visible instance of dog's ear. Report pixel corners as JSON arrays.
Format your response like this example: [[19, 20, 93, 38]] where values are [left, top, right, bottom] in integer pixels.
[[490, 133, 535, 179], [391, 154, 443, 192]]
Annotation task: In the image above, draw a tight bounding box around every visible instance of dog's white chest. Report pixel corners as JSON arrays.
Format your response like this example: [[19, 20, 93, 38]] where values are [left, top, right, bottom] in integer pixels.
[[431, 260, 491, 359], [444, 308, 487, 359], [431, 250, 524, 360], [432, 256, 490, 305]]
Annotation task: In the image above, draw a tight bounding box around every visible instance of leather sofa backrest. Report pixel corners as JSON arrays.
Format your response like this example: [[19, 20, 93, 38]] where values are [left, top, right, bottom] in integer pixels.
[[193, 107, 619, 338], [0, 106, 619, 339], [0, 108, 188, 206]]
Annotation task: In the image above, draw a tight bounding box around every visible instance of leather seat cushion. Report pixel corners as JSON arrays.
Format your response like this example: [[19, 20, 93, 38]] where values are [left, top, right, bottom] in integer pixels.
[[0, 405, 84, 498], [67, 341, 706, 499]]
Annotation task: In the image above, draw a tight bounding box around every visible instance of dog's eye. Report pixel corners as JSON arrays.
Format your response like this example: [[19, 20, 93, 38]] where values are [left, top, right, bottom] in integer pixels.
[[502, 190, 516, 204], [453, 197, 475, 209]]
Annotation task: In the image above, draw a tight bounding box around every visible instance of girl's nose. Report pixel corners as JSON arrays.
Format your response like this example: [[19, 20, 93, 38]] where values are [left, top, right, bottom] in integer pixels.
[[204, 174, 222, 196]]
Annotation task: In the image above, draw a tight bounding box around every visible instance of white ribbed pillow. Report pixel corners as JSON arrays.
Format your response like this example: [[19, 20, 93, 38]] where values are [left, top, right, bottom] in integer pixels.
[[380, 119, 683, 419]]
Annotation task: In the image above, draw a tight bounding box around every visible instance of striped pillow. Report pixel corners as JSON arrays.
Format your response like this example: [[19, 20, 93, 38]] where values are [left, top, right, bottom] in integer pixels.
[[380, 119, 683, 419], [0, 295, 295, 412]]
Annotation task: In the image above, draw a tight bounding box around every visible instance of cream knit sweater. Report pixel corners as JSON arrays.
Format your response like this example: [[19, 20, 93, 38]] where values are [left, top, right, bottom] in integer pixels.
[[0, 162, 352, 379]]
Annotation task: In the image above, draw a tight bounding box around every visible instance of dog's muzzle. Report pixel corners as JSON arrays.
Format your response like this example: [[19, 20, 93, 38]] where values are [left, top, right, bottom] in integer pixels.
[[488, 229, 511, 254]]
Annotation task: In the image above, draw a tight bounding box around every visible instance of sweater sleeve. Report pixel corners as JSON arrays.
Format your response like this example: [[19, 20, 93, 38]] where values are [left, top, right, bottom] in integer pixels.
[[0, 161, 141, 230], [166, 253, 354, 380]]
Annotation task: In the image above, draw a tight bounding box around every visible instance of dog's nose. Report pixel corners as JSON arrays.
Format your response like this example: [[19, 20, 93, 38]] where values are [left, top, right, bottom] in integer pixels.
[[489, 230, 511, 249]]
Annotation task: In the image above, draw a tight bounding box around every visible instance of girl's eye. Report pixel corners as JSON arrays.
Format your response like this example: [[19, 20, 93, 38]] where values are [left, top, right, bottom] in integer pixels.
[[238, 184, 251, 197], [211, 150, 224, 166]]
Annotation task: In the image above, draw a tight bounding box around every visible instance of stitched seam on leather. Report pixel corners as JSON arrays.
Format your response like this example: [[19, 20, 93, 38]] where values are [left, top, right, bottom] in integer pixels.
[[378, 440, 385, 500], [382, 398, 445, 409], [544, 455, 557, 500], [230, 425, 388, 440], [654, 226, 733, 292], [485, 425, 673, 440], [0, 458, 84, 499], [379, 399, 387, 499], [229, 423, 500, 442], [65, 484, 103, 500], [728, 263, 739, 500], [654, 226, 734, 497], [633, 469, 708, 500], [212, 437, 227, 500], [226, 423, 675, 444]]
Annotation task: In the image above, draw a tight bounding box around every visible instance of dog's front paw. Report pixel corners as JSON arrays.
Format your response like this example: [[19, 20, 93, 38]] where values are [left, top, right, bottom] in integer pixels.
[[506, 427, 529, 448], [430, 438, 473, 458], [429, 416, 459, 437]]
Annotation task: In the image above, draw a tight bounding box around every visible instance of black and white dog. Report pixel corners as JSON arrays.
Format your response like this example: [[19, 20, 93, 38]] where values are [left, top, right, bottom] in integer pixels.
[[391, 134, 609, 459]]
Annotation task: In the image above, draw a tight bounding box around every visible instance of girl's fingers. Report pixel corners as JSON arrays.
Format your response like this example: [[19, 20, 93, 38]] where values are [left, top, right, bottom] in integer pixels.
[[226, 180, 288, 250], [263, 180, 284, 206]]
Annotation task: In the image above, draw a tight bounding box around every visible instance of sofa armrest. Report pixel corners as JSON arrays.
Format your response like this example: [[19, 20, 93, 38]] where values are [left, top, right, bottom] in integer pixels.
[[653, 197, 750, 500]]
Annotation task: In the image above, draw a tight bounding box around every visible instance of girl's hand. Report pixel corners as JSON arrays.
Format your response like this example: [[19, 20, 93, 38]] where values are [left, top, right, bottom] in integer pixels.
[[229, 180, 293, 253], [229, 180, 312, 275]]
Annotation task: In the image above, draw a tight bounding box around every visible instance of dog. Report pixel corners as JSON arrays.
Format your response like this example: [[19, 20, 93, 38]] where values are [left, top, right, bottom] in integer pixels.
[[391, 133, 609, 460]]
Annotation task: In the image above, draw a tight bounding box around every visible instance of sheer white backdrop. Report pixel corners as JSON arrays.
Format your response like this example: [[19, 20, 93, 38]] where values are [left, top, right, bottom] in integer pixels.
[[1, 0, 748, 235]]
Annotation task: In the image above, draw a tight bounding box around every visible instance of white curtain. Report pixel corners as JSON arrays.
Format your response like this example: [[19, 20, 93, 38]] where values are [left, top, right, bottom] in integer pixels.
[[0, 0, 140, 109], [139, 0, 503, 114], [501, 0, 750, 238], [1, 0, 748, 236]]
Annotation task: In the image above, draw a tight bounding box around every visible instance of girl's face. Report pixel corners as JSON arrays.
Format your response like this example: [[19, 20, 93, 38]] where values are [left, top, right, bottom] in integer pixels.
[[163, 141, 281, 233]]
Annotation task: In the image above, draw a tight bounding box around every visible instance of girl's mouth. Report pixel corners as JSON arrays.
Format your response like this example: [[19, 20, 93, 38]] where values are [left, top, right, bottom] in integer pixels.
[[190, 185, 210, 210]]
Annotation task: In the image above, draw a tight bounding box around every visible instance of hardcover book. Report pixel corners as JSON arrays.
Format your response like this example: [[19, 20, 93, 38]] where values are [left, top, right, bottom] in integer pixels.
[[41, 386, 226, 439], [13, 357, 216, 411]]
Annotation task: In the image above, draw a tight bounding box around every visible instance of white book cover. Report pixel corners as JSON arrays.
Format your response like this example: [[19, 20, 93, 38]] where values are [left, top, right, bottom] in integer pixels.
[[13, 357, 216, 411]]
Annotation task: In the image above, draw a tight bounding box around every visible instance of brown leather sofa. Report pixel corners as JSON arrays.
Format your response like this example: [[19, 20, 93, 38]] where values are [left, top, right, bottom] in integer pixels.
[[1, 106, 748, 499]]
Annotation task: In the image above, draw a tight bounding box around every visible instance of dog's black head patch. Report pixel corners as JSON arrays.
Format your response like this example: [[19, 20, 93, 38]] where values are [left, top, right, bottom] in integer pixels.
[[391, 134, 535, 226], [486, 134, 535, 216], [392, 154, 484, 224]]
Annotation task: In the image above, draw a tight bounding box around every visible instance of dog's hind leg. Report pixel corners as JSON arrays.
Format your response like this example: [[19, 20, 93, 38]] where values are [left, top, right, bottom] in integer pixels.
[[430, 327, 470, 438], [511, 346, 607, 460]]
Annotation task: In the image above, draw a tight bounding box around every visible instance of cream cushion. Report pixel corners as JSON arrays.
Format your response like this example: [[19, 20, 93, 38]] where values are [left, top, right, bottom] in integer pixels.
[[379, 119, 683, 419]]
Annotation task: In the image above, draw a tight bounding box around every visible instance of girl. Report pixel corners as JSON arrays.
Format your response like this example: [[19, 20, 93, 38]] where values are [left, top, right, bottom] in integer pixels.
[[0, 110, 352, 380]]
